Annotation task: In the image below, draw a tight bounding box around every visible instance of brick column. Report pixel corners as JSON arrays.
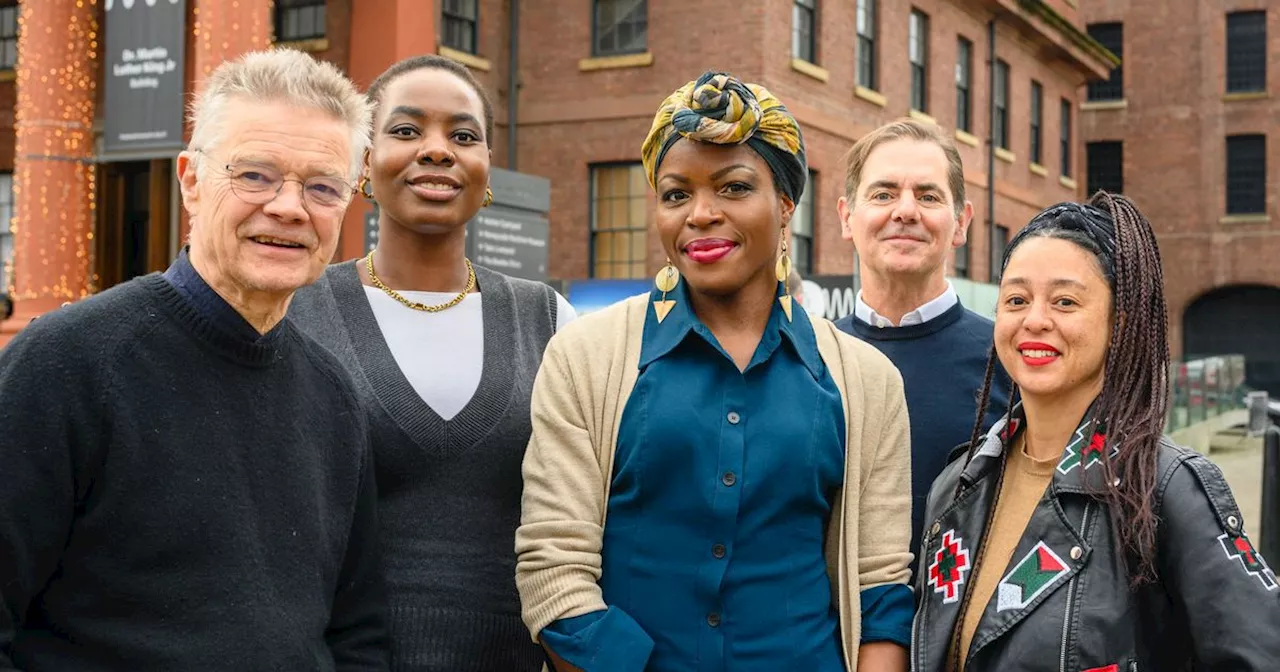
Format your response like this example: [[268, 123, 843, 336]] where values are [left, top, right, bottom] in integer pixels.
[[338, 0, 437, 262], [1, 0, 101, 344]]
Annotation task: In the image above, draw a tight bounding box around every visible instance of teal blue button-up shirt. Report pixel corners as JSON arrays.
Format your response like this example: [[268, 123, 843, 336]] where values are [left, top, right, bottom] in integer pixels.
[[542, 283, 912, 671]]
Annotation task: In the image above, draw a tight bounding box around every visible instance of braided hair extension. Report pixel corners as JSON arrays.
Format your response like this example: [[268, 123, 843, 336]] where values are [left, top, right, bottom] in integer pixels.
[[958, 192, 1170, 586], [1090, 191, 1170, 586]]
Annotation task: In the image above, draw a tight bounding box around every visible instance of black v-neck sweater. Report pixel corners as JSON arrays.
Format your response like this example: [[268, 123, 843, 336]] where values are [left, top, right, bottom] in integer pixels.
[[289, 262, 558, 672], [0, 274, 387, 671]]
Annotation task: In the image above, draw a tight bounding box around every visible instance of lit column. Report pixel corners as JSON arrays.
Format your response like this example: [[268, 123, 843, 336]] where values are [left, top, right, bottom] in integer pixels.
[[190, 0, 271, 80], [6, 0, 100, 332]]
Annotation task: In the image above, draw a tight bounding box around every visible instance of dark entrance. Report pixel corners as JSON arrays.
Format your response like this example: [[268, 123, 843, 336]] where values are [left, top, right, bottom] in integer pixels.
[[97, 159, 173, 289], [1184, 285, 1280, 396]]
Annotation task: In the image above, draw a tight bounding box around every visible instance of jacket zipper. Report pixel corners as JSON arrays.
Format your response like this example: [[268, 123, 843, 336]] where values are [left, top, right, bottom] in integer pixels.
[[1060, 503, 1092, 672], [912, 525, 934, 672]]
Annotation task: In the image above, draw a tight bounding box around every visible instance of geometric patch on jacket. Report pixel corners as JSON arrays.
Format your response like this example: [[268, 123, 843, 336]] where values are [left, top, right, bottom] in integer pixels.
[[1218, 531, 1278, 591], [928, 529, 971, 604], [1081, 665, 1118, 672], [997, 541, 1070, 612], [1057, 422, 1111, 475]]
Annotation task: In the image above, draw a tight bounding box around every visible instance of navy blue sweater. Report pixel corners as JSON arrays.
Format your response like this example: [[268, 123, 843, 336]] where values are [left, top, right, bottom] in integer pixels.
[[835, 301, 1009, 573]]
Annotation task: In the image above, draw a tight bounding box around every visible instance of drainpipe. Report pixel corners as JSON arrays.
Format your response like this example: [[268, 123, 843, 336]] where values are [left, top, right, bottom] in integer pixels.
[[987, 18, 998, 281], [507, 0, 519, 170]]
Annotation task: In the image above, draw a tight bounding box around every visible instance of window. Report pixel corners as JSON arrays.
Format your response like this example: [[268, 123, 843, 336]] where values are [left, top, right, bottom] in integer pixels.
[[954, 243, 969, 279], [275, 0, 326, 42], [909, 10, 929, 112], [956, 37, 973, 133], [1226, 135, 1266, 215], [590, 164, 648, 279], [1087, 141, 1124, 196], [856, 0, 877, 90], [1227, 12, 1266, 93], [0, 173, 11, 293], [593, 0, 648, 57], [990, 225, 1009, 283], [1087, 23, 1123, 100], [441, 0, 479, 54], [1060, 98, 1072, 177], [0, 2, 16, 70], [793, 0, 817, 63], [1030, 81, 1043, 165], [791, 171, 816, 276], [994, 59, 1009, 149]]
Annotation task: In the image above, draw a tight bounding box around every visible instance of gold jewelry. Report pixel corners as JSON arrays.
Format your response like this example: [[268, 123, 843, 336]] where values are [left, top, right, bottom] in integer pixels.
[[776, 235, 794, 321], [482, 186, 494, 207], [653, 260, 679, 323], [365, 252, 476, 313], [359, 175, 374, 200]]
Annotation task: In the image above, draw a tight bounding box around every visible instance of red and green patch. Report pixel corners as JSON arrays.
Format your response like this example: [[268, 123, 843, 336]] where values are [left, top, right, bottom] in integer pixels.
[[1218, 531, 1277, 591], [997, 541, 1070, 612], [1057, 422, 1109, 475], [927, 529, 971, 604]]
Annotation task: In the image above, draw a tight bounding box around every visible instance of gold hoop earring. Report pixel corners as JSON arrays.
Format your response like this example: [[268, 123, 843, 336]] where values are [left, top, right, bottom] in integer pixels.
[[653, 259, 680, 324], [482, 186, 494, 207], [359, 175, 375, 201], [776, 234, 794, 321]]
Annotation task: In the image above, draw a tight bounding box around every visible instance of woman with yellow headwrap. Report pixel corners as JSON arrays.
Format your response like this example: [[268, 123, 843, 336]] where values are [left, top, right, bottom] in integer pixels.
[[515, 71, 914, 671]]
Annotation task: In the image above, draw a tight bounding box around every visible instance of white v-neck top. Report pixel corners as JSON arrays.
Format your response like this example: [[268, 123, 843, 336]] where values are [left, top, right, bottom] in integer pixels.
[[363, 287, 575, 420]]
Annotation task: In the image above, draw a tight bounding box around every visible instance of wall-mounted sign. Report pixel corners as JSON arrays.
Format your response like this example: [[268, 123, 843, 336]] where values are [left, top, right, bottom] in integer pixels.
[[464, 168, 550, 282], [102, 0, 187, 158]]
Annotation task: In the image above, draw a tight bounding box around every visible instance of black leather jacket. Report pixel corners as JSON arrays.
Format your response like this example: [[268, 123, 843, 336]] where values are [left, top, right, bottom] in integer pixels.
[[911, 411, 1280, 671]]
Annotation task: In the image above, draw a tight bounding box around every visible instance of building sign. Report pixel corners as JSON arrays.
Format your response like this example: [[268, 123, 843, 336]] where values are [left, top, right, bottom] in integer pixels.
[[799, 275, 858, 322], [103, 0, 187, 158], [464, 168, 550, 282]]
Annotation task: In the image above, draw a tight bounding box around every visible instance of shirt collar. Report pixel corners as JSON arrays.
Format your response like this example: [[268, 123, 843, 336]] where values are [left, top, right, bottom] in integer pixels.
[[637, 281, 825, 379], [855, 281, 959, 328], [162, 247, 271, 343]]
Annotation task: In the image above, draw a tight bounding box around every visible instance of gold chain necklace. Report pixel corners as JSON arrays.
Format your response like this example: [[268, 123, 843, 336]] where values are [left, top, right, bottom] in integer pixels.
[[364, 252, 476, 313]]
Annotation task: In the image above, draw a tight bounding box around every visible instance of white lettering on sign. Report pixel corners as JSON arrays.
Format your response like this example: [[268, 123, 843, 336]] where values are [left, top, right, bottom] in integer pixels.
[[113, 46, 176, 90]]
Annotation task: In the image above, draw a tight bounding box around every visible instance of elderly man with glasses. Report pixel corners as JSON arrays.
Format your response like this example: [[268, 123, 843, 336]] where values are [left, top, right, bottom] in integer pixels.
[[0, 50, 388, 671]]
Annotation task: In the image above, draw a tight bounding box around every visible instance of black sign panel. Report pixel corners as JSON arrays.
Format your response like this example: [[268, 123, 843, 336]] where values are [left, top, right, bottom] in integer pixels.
[[463, 167, 551, 281], [103, 0, 187, 158], [465, 208, 549, 281]]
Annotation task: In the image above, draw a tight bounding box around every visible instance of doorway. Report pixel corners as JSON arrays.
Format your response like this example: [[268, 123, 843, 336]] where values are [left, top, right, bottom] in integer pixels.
[[98, 159, 173, 289]]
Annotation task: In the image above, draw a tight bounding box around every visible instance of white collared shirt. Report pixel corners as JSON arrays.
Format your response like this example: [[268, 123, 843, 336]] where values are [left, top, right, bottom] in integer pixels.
[[855, 282, 959, 328]]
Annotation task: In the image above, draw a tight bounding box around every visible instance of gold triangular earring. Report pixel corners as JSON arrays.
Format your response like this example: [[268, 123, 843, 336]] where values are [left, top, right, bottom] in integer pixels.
[[776, 235, 794, 321], [653, 261, 679, 323]]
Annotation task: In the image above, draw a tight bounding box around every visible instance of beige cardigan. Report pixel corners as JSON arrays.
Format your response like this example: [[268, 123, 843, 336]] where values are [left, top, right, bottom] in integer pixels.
[[516, 294, 913, 671]]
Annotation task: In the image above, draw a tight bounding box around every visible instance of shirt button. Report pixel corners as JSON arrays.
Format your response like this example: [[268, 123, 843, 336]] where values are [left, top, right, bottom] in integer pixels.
[[727, 411, 741, 425], [707, 612, 721, 628], [721, 472, 737, 487], [712, 543, 726, 559]]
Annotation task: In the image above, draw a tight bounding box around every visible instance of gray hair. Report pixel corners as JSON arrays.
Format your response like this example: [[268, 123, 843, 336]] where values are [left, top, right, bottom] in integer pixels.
[[187, 49, 372, 180]]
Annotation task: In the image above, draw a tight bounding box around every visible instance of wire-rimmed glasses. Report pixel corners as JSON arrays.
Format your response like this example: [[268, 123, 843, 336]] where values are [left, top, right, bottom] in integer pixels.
[[218, 160, 355, 211]]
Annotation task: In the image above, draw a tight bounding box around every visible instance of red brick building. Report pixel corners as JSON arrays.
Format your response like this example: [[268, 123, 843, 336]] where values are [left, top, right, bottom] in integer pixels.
[[1079, 0, 1279, 393], [0, 0, 1114, 344]]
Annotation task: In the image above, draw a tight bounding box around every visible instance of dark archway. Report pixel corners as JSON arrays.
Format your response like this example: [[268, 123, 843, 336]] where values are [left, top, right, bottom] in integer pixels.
[[1183, 285, 1280, 396]]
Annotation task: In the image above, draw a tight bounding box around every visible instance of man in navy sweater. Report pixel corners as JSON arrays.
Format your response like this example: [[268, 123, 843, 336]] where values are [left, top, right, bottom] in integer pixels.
[[0, 50, 387, 670], [834, 120, 1009, 576]]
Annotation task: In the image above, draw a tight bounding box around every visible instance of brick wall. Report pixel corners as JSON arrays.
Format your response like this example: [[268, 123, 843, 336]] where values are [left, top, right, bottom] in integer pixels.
[[1081, 0, 1280, 355]]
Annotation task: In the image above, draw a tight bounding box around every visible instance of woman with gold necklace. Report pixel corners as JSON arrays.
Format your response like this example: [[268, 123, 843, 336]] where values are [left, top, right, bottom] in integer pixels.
[[289, 54, 574, 672]]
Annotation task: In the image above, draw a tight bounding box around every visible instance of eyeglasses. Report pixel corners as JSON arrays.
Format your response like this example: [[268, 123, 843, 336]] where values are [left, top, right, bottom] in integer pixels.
[[217, 160, 354, 210]]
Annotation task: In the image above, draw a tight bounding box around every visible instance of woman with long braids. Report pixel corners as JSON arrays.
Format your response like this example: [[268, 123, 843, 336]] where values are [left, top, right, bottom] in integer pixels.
[[290, 55, 574, 671], [516, 72, 915, 671], [910, 192, 1280, 671]]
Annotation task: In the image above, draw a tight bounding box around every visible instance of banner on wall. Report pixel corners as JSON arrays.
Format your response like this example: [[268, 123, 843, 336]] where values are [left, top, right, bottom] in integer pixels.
[[102, 0, 187, 158]]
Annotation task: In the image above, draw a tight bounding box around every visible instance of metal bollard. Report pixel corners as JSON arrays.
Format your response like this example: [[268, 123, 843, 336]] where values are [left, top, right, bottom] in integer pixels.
[[1262, 426, 1280, 565]]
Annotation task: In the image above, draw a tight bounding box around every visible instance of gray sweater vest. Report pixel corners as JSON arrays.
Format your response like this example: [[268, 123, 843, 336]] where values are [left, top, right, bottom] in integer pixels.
[[289, 261, 556, 672]]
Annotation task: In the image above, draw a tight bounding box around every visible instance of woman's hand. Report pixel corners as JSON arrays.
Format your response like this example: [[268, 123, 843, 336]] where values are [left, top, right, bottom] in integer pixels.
[[857, 641, 908, 671]]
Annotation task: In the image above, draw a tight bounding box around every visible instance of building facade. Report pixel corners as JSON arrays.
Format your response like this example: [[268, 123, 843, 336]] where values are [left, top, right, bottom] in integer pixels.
[[1079, 0, 1279, 393], [0, 0, 1113, 344]]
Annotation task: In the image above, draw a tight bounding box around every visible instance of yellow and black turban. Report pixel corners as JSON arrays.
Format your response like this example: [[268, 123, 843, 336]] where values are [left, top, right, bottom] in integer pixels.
[[641, 71, 807, 203]]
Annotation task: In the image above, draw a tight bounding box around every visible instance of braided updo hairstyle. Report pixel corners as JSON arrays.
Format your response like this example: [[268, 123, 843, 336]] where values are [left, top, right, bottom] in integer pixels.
[[963, 191, 1171, 586]]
